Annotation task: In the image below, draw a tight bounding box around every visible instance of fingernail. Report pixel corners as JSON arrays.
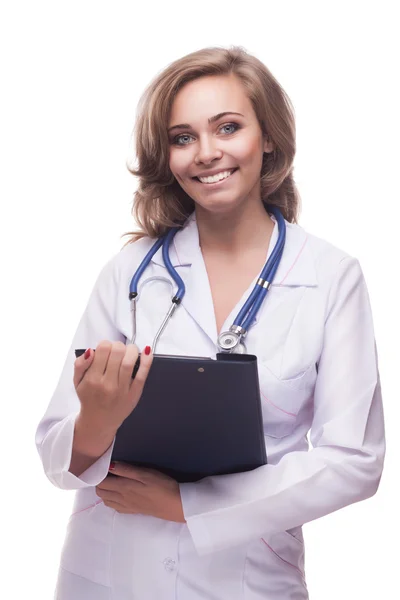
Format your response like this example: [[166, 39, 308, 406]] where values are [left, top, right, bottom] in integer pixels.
[[109, 462, 115, 470], [144, 346, 151, 355], [84, 348, 91, 359]]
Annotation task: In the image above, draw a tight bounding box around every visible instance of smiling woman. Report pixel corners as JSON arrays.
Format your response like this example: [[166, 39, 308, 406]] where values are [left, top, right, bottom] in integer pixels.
[[122, 45, 297, 245], [35, 44, 385, 600]]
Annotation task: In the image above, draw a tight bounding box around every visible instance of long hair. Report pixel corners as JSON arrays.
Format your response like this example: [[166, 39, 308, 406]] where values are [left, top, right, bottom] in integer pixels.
[[121, 45, 301, 247]]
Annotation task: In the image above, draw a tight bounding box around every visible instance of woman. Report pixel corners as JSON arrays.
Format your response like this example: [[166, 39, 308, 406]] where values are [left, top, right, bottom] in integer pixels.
[[35, 45, 385, 599]]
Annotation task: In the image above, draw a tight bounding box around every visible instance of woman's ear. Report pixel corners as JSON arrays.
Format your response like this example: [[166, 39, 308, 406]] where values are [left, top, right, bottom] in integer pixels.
[[263, 135, 275, 155]]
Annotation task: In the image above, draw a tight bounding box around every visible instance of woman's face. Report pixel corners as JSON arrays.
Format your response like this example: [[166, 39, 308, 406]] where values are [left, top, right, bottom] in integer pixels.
[[168, 73, 274, 215]]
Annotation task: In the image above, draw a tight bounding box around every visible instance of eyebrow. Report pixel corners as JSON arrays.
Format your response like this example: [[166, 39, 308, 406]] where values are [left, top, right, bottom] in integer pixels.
[[168, 112, 244, 134]]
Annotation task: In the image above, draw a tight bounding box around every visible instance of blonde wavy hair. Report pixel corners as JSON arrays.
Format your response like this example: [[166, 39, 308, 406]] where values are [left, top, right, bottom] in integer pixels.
[[121, 45, 301, 247]]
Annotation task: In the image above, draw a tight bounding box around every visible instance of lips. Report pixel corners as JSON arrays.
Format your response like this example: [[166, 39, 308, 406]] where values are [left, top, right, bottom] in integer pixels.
[[192, 168, 239, 182]]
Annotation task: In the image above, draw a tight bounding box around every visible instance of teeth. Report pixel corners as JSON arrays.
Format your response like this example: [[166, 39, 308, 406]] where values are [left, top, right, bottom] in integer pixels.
[[198, 169, 235, 184]]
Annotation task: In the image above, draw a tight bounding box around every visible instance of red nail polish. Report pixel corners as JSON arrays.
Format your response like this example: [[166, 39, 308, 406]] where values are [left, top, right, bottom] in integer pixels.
[[84, 348, 91, 359], [109, 462, 115, 470], [144, 346, 151, 355]]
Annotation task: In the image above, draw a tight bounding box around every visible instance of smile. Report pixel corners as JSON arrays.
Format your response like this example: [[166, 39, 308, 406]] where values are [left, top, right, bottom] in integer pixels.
[[193, 168, 239, 187]]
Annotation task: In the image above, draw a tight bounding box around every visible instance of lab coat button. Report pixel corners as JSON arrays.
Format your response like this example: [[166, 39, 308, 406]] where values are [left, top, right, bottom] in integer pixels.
[[163, 557, 176, 572]]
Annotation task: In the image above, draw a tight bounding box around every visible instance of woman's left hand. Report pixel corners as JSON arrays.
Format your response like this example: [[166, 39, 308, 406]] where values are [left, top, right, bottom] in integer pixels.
[[95, 462, 186, 523]]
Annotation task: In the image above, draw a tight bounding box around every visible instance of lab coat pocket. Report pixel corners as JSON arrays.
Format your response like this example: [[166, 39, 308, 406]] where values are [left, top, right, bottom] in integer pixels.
[[244, 530, 307, 596], [260, 529, 306, 579], [60, 501, 115, 587], [258, 361, 316, 438]]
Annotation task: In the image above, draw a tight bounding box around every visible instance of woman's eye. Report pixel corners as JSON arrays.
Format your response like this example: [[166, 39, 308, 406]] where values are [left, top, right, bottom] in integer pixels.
[[171, 122, 241, 146]]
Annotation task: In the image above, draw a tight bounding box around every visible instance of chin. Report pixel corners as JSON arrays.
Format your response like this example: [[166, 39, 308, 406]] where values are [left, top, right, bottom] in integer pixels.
[[196, 197, 245, 214]]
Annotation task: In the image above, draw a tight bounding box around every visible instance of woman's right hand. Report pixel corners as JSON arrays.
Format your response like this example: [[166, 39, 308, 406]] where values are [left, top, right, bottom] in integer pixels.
[[73, 340, 153, 434]]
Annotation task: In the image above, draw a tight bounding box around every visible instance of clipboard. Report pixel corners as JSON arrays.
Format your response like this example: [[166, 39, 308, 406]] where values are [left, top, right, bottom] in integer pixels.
[[75, 350, 267, 482]]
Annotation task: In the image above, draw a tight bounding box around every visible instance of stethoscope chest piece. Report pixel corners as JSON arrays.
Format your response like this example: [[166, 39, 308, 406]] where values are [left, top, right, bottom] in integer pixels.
[[217, 330, 240, 351], [217, 330, 247, 354]]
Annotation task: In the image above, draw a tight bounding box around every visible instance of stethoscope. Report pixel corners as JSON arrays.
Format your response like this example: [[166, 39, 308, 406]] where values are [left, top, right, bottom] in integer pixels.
[[129, 203, 286, 355]]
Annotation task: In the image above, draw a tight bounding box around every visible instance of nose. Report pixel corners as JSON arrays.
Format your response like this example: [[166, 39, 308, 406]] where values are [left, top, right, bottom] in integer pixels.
[[194, 135, 223, 165]]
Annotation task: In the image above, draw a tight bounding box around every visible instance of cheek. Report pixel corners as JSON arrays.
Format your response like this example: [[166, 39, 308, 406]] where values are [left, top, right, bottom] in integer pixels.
[[169, 152, 187, 180], [235, 137, 263, 165]]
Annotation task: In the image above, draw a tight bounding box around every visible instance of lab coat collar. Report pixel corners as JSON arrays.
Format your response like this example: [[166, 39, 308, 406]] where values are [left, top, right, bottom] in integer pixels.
[[150, 210, 318, 288]]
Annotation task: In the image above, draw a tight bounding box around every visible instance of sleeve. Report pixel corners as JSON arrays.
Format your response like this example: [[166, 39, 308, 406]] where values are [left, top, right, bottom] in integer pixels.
[[35, 252, 126, 490], [179, 256, 386, 556]]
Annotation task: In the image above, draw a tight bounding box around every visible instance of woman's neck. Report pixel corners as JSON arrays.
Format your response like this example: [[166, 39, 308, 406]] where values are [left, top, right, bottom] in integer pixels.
[[194, 200, 274, 257]]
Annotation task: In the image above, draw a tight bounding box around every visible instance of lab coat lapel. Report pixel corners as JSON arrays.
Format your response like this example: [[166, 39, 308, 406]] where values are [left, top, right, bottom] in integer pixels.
[[180, 250, 219, 346], [270, 217, 318, 288], [243, 216, 318, 332]]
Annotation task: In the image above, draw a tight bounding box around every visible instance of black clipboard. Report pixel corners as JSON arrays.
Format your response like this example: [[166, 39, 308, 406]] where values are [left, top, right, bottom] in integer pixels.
[[75, 350, 267, 482]]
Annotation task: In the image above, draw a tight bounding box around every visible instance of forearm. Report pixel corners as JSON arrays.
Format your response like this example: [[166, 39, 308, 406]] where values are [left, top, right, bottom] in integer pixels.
[[69, 412, 117, 477]]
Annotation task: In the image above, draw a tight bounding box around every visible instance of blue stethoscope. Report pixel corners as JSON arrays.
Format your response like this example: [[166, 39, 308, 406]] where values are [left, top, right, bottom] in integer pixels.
[[129, 203, 286, 354]]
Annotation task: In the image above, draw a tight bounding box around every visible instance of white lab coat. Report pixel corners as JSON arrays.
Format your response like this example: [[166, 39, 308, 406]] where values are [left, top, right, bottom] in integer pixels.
[[35, 211, 385, 599]]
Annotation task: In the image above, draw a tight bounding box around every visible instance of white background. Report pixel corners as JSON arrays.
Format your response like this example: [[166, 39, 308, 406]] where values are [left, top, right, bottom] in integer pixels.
[[1, 1, 398, 598]]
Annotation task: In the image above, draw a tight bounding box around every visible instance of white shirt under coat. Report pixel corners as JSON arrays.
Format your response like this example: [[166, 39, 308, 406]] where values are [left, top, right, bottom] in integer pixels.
[[35, 212, 386, 599]]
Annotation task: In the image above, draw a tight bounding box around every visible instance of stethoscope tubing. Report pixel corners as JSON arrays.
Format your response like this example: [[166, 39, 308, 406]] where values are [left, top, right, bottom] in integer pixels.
[[240, 247, 283, 332], [233, 205, 285, 331], [129, 236, 164, 299], [162, 227, 185, 302]]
